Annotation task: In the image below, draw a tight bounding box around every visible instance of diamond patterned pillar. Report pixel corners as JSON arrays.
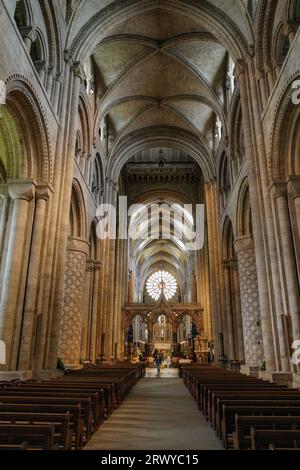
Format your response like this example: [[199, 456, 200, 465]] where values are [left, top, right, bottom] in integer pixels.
[[59, 247, 87, 367], [235, 236, 264, 366]]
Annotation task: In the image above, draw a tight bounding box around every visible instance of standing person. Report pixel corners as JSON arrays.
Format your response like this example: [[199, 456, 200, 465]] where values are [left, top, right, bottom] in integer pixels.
[[166, 355, 171, 368], [153, 349, 162, 376]]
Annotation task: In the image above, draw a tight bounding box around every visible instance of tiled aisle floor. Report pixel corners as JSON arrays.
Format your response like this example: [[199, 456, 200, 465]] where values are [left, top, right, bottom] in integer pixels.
[[85, 368, 222, 450]]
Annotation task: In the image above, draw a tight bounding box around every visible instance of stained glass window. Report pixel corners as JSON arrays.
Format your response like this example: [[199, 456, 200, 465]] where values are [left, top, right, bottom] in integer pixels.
[[146, 270, 177, 301]]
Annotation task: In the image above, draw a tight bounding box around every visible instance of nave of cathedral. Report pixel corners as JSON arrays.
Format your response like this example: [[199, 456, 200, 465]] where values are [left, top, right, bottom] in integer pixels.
[[0, 0, 300, 452]]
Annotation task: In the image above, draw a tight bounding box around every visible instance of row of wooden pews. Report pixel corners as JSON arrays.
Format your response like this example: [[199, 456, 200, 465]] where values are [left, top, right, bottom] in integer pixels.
[[180, 364, 300, 450], [0, 363, 146, 450]]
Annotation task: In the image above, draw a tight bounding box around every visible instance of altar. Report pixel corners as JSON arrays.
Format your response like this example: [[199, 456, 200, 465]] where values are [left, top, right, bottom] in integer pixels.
[[153, 342, 172, 352]]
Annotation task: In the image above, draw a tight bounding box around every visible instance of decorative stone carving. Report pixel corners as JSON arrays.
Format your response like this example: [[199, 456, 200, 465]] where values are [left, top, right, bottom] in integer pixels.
[[59, 250, 87, 366], [235, 237, 264, 366]]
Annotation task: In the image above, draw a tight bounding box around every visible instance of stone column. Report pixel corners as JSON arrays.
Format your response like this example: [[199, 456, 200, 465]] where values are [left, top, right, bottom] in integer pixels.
[[46, 60, 84, 369], [89, 262, 101, 362], [17, 185, 52, 370], [96, 236, 108, 359], [118, 239, 128, 359], [172, 322, 179, 356], [53, 73, 63, 115], [271, 183, 300, 343], [0, 180, 35, 370], [101, 181, 117, 360], [97, 180, 113, 360], [204, 181, 224, 360], [222, 260, 237, 361], [234, 236, 264, 366], [147, 322, 154, 356], [0, 188, 9, 258], [113, 238, 124, 360], [287, 176, 300, 283], [58, 238, 88, 368], [81, 261, 94, 361], [46, 67, 54, 97], [236, 59, 277, 370], [19, 26, 35, 51], [231, 263, 245, 361]]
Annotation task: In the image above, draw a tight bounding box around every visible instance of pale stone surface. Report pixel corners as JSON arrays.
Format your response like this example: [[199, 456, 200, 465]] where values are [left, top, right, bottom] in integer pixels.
[[0, 1, 299, 383], [85, 369, 222, 450]]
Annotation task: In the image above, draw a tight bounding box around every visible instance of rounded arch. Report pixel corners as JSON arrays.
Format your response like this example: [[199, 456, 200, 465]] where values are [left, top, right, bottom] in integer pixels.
[[3, 74, 52, 183], [268, 72, 300, 182], [236, 178, 253, 238], [91, 152, 105, 201], [222, 216, 235, 260], [88, 218, 101, 260], [254, 0, 279, 74], [78, 92, 93, 158], [39, 0, 64, 76], [288, 0, 300, 24], [0, 106, 22, 182], [218, 151, 232, 208], [14, 0, 33, 30], [69, 179, 88, 239], [272, 22, 290, 68], [107, 126, 215, 183], [67, 0, 252, 64], [30, 27, 48, 65]]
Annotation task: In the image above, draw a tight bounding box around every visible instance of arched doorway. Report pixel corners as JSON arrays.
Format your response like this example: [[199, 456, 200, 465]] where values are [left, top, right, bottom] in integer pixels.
[[177, 314, 196, 358], [126, 314, 149, 362]]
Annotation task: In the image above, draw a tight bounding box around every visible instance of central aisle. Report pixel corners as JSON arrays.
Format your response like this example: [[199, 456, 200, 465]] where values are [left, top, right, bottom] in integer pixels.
[[85, 368, 222, 450]]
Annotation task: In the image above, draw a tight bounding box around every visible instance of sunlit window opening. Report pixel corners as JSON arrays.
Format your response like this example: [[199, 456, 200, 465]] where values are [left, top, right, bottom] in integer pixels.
[[146, 270, 177, 301]]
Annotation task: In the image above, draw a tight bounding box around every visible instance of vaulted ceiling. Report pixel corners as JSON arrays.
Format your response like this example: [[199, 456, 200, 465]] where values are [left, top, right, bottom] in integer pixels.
[[92, 11, 228, 152], [66, 0, 253, 302]]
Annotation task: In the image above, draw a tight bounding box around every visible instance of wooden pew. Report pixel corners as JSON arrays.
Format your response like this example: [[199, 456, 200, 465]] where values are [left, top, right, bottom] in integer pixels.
[[0, 441, 28, 450], [180, 364, 300, 450], [213, 393, 300, 432], [221, 405, 300, 449], [16, 382, 109, 420], [0, 424, 55, 450], [233, 415, 300, 450], [251, 428, 300, 450], [1, 388, 101, 429], [0, 363, 143, 450], [0, 402, 82, 449], [0, 412, 72, 450], [0, 396, 92, 444]]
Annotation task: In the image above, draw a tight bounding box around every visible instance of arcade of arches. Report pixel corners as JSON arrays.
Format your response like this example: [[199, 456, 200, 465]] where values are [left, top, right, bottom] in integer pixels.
[[0, 0, 300, 390]]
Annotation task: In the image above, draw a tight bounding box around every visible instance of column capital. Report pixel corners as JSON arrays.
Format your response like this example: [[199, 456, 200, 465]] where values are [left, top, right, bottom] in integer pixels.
[[64, 49, 73, 66], [287, 176, 300, 199], [72, 62, 85, 82], [55, 72, 63, 83], [7, 180, 35, 201], [269, 181, 287, 199], [67, 236, 89, 255], [222, 259, 231, 270], [223, 258, 238, 270], [19, 26, 35, 42], [86, 261, 94, 272], [234, 59, 246, 79], [36, 183, 53, 201], [0, 184, 9, 199], [234, 235, 254, 253], [93, 261, 102, 271], [204, 177, 217, 190]]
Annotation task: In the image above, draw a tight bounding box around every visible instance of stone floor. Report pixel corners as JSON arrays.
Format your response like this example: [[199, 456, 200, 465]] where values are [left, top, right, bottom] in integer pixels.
[[85, 368, 222, 450]]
